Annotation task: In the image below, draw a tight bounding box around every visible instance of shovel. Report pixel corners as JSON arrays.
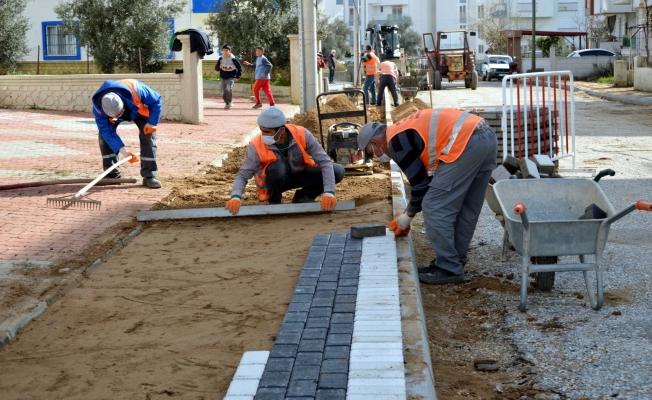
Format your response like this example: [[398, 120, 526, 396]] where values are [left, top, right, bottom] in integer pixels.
[[47, 153, 139, 210]]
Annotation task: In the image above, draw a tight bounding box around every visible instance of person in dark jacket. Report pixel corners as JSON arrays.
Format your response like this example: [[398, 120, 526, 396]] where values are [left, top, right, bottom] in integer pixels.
[[328, 50, 336, 83], [215, 45, 242, 109], [91, 79, 163, 188]]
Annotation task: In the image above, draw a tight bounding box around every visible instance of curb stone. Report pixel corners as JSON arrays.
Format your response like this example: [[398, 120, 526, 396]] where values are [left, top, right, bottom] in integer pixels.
[[574, 86, 652, 107], [0, 225, 144, 351]]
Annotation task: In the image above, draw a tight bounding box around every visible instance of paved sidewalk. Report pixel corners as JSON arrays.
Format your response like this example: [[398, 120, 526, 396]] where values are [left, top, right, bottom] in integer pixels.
[[573, 81, 652, 106], [0, 96, 294, 262]]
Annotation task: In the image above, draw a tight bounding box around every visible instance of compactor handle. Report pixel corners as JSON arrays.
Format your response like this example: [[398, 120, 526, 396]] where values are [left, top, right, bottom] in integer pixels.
[[594, 168, 615, 182], [636, 200, 652, 211]]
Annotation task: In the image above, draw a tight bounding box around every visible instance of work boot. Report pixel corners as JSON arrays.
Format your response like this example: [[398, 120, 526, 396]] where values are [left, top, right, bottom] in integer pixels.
[[252, 103, 262, 109], [292, 195, 315, 204], [224, 103, 231, 109], [418, 268, 465, 285], [417, 258, 437, 274], [142, 177, 162, 189]]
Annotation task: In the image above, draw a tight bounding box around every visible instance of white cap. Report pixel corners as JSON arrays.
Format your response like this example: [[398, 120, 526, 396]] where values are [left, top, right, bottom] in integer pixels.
[[331, 49, 336, 54], [257, 106, 287, 128], [101, 93, 124, 118]]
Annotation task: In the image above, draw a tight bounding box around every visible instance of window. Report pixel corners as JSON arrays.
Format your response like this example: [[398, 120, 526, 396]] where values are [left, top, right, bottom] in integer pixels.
[[558, 2, 578, 11], [460, 5, 466, 24], [478, 5, 484, 18], [336, 0, 342, 4], [517, 2, 537, 12], [349, 8, 354, 26], [392, 6, 402, 20], [42, 21, 80, 60], [479, 44, 484, 54], [192, 0, 223, 13], [380, 6, 383, 12]]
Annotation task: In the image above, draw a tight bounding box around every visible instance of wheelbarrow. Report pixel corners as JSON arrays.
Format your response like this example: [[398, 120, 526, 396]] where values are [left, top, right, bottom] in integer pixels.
[[492, 178, 652, 311], [399, 87, 419, 102]]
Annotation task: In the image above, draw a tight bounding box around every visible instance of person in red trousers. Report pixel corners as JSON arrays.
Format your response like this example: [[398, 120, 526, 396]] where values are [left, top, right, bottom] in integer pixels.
[[243, 46, 275, 109]]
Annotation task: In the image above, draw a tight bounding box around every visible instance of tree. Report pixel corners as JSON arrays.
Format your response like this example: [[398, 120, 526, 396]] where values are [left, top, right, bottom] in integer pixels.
[[0, 0, 30, 72], [469, 0, 528, 54], [573, 15, 609, 49], [642, 1, 652, 66], [319, 17, 352, 59], [55, 0, 185, 74], [204, 0, 299, 70], [535, 36, 563, 57]]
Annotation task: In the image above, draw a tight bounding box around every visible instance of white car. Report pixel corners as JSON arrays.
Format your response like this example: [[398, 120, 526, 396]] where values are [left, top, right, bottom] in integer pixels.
[[567, 49, 617, 57], [481, 55, 512, 81]]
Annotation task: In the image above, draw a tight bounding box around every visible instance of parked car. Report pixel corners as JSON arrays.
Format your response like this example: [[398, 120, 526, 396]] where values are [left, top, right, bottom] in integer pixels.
[[481, 55, 512, 81], [567, 49, 617, 57]]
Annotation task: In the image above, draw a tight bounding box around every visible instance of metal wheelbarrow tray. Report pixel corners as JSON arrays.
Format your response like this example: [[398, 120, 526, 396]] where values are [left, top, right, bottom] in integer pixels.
[[493, 178, 652, 311]]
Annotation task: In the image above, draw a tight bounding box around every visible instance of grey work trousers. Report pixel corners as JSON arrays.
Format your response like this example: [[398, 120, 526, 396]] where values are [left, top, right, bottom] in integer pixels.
[[98, 117, 158, 179], [421, 127, 497, 275], [221, 77, 235, 105]]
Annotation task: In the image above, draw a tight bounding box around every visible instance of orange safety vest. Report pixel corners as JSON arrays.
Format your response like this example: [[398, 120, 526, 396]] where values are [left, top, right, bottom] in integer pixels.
[[117, 79, 150, 118], [251, 124, 317, 201], [386, 109, 483, 173], [380, 61, 397, 80], [364, 53, 379, 76]]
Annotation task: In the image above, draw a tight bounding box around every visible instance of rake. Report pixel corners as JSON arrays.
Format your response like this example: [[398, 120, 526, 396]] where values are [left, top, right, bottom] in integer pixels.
[[47, 153, 139, 210]]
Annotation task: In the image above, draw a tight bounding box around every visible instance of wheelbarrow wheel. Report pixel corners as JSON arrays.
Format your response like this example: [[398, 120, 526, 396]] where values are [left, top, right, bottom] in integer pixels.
[[531, 256, 558, 292]]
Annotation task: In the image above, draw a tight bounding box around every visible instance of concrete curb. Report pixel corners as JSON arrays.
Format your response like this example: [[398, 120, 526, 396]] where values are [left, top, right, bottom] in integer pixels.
[[0, 225, 143, 351], [575, 86, 652, 107]]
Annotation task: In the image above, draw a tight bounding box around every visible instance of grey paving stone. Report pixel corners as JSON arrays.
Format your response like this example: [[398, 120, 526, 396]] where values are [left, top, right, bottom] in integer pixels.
[[335, 286, 357, 296], [324, 253, 343, 261], [320, 267, 340, 276], [287, 302, 310, 313], [330, 232, 347, 242], [333, 303, 355, 313], [280, 322, 305, 333], [312, 235, 330, 246], [310, 245, 328, 253], [286, 380, 318, 398], [345, 243, 362, 252], [331, 313, 354, 324], [291, 365, 321, 382], [294, 286, 316, 295], [328, 323, 353, 335], [298, 339, 326, 353], [339, 270, 359, 279], [326, 333, 352, 346], [275, 331, 302, 345], [322, 260, 343, 268], [342, 257, 361, 264], [310, 297, 334, 309], [259, 370, 291, 388], [295, 352, 323, 366], [325, 247, 344, 255], [265, 357, 294, 372], [301, 328, 328, 340], [350, 223, 386, 238], [284, 312, 308, 324], [335, 294, 356, 304], [308, 307, 332, 318], [316, 281, 337, 291], [299, 269, 320, 278], [340, 262, 360, 269], [314, 290, 335, 301], [302, 261, 323, 270], [316, 389, 346, 400], [270, 344, 298, 358], [323, 346, 350, 360], [318, 373, 348, 389], [297, 277, 318, 287], [254, 387, 286, 400], [318, 274, 339, 282], [338, 278, 358, 287], [291, 293, 313, 303], [343, 251, 361, 258], [321, 359, 348, 374], [305, 317, 330, 328]]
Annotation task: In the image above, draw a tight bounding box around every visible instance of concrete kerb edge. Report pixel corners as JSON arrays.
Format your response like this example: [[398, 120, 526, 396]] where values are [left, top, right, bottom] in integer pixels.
[[574, 86, 652, 107], [0, 225, 144, 351]]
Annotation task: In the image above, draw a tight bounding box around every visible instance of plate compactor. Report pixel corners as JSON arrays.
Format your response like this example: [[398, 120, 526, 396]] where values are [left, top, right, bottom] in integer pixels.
[[316, 90, 374, 176]]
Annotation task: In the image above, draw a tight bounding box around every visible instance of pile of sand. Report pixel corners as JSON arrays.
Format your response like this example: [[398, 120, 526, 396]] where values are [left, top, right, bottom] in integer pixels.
[[391, 98, 432, 123]]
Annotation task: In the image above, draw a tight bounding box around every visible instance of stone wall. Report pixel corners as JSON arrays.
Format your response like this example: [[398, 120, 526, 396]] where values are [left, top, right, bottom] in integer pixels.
[[0, 74, 183, 119], [520, 56, 615, 79]]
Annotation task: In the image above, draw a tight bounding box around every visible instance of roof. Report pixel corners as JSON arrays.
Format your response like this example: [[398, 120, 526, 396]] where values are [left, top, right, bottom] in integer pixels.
[[501, 30, 587, 37]]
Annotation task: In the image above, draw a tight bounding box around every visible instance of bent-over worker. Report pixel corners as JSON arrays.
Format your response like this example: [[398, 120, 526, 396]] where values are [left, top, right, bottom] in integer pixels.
[[225, 107, 345, 215], [377, 60, 400, 107], [358, 109, 497, 284], [92, 79, 163, 188]]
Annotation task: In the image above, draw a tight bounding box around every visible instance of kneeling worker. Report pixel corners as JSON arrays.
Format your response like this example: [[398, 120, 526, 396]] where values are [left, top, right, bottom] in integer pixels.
[[92, 79, 163, 188], [225, 107, 345, 214], [357, 109, 497, 284]]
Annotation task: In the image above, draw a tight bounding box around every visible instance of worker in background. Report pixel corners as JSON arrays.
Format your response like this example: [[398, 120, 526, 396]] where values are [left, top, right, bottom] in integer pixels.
[[357, 109, 497, 284], [380, 34, 391, 56], [92, 79, 163, 188], [376, 60, 400, 107], [225, 107, 345, 215], [361, 45, 380, 105], [328, 49, 337, 84]]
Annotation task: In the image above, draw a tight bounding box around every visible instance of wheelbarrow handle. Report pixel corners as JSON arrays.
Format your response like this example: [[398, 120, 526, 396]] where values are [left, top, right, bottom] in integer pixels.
[[594, 168, 616, 182], [514, 202, 529, 230], [636, 200, 652, 211]]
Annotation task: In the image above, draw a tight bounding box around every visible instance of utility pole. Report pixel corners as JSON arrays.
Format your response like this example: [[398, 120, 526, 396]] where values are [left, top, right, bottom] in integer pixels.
[[299, 0, 318, 112], [353, 0, 360, 87], [531, 0, 537, 72]]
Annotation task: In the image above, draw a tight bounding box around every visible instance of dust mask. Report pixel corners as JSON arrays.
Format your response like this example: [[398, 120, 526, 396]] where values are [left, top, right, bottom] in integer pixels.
[[261, 128, 282, 145], [372, 143, 392, 163]]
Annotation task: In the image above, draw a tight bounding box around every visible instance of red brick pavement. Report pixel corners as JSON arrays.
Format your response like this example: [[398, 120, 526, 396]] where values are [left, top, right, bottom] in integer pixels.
[[0, 96, 295, 261]]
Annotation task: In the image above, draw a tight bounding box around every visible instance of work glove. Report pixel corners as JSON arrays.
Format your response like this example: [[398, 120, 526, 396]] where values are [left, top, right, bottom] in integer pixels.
[[143, 123, 157, 135], [119, 147, 139, 164], [388, 212, 413, 237], [321, 192, 337, 212], [225, 196, 241, 215]]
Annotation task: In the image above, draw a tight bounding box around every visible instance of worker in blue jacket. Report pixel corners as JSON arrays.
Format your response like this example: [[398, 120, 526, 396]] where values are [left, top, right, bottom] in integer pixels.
[[92, 79, 163, 188]]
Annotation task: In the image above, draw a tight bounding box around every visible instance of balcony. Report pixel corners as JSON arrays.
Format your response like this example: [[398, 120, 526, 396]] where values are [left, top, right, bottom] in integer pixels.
[[490, 3, 506, 17], [599, 0, 634, 13]]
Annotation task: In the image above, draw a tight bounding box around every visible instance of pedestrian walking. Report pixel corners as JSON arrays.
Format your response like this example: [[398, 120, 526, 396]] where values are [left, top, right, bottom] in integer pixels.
[[361, 45, 380, 105], [377, 60, 400, 107], [328, 50, 337, 84], [357, 109, 497, 284], [215, 44, 242, 109], [91, 79, 163, 188], [243, 46, 275, 109]]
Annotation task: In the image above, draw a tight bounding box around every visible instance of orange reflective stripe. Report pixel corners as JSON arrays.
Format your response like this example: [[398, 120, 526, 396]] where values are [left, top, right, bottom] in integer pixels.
[[285, 124, 317, 168], [386, 108, 483, 171], [118, 79, 150, 118]]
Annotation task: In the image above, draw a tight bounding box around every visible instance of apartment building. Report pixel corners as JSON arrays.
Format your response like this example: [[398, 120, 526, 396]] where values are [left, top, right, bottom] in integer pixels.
[[585, 0, 650, 57]]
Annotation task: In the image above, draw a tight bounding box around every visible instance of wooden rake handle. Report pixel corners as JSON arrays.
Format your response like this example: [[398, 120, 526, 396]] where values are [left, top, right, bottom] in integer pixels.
[[75, 153, 140, 199]]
